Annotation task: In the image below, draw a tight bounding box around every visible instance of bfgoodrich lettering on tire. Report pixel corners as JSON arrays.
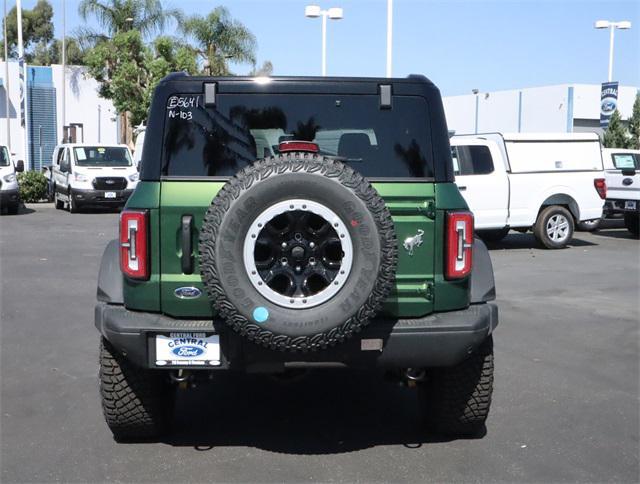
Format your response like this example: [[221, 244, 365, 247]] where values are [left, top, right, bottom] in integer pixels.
[[199, 152, 397, 352]]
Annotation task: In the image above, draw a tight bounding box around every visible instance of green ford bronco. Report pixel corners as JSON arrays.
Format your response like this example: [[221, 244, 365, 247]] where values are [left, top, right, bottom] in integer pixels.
[[95, 74, 498, 441]]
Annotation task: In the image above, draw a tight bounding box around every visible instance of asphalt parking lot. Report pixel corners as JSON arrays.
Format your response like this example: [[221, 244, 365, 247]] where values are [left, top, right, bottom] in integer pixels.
[[1, 203, 638, 483]]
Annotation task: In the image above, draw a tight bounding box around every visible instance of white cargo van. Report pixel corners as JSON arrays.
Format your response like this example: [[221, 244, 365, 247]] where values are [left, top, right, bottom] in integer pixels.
[[0, 146, 23, 214], [450, 133, 606, 248], [50, 143, 138, 212], [601, 148, 639, 235]]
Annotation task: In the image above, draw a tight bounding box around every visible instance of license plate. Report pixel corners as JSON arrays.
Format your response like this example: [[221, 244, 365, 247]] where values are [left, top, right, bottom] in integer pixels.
[[625, 201, 637, 210], [105, 191, 116, 199], [154, 332, 220, 366]]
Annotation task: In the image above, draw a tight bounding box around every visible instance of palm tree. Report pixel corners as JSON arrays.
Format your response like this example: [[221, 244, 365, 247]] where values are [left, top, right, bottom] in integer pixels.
[[181, 7, 257, 76], [78, 0, 181, 45]]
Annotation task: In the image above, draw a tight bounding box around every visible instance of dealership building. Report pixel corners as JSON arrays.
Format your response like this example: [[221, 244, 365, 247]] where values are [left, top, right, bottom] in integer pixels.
[[0, 61, 118, 171], [443, 83, 639, 135]]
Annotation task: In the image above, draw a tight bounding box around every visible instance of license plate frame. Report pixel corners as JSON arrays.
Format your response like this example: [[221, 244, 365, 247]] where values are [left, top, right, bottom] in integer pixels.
[[624, 200, 637, 210], [105, 191, 117, 199], [154, 332, 220, 367]]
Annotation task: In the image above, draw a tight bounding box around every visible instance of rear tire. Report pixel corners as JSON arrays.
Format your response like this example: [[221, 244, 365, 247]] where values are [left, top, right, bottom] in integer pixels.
[[7, 203, 19, 215], [420, 336, 494, 437], [68, 190, 79, 213], [624, 212, 639, 237], [54, 188, 64, 209], [99, 338, 174, 441], [476, 227, 509, 243], [534, 205, 574, 249]]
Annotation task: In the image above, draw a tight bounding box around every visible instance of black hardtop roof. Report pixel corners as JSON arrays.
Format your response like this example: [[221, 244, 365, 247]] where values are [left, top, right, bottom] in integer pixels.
[[160, 71, 436, 87]]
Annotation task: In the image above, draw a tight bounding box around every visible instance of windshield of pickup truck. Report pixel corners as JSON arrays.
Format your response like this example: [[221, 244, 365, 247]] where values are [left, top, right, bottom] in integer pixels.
[[612, 153, 639, 170], [0, 147, 9, 166], [162, 94, 433, 178], [74, 146, 132, 167]]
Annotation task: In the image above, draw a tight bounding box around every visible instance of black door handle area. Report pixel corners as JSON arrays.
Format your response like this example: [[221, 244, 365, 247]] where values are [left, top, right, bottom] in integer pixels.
[[181, 215, 194, 274], [458, 186, 467, 191]]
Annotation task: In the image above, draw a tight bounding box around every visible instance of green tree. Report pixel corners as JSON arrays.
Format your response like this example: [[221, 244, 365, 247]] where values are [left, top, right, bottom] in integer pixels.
[[603, 110, 631, 149], [78, 0, 181, 45], [1, 0, 54, 62], [84, 30, 198, 145], [181, 7, 256, 75], [628, 94, 640, 150], [249, 60, 273, 77], [32, 37, 86, 65]]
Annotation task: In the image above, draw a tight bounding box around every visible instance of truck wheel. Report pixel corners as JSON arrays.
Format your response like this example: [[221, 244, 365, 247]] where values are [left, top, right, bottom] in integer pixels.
[[577, 218, 601, 232], [421, 335, 494, 436], [534, 206, 574, 249], [99, 338, 174, 441], [54, 187, 64, 209], [624, 212, 639, 237], [476, 227, 509, 243], [68, 190, 79, 213], [199, 153, 397, 352]]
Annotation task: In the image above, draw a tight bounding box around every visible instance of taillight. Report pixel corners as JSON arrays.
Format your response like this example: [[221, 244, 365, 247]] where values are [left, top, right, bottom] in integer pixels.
[[445, 211, 474, 280], [594, 178, 607, 200], [278, 140, 319, 153], [120, 210, 149, 280]]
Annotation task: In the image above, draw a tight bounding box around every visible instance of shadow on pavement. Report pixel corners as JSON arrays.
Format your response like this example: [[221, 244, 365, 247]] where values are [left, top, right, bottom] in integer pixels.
[[483, 232, 598, 250], [163, 370, 483, 453]]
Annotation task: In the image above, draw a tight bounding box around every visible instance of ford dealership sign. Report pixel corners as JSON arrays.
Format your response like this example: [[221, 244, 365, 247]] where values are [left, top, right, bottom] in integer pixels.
[[600, 82, 619, 128]]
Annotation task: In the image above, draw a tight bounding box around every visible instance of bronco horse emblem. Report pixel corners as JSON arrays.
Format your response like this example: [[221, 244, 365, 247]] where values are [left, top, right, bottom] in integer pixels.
[[403, 229, 424, 256]]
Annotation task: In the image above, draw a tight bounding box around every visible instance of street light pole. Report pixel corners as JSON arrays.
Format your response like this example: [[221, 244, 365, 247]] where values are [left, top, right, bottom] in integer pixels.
[[321, 12, 327, 76], [595, 20, 632, 82], [305, 5, 343, 76], [386, 0, 393, 78]]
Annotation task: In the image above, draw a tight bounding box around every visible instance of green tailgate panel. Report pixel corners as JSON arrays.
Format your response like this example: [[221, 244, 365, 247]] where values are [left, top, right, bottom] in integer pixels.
[[159, 181, 437, 318]]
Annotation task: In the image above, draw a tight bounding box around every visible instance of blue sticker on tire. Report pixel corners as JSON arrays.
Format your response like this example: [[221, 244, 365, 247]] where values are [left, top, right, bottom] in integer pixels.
[[253, 307, 269, 323]]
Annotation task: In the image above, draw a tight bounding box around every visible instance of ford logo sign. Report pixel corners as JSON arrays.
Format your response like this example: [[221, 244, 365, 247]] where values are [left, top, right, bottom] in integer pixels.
[[171, 345, 204, 357], [174, 286, 202, 299], [623, 178, 633, 186]]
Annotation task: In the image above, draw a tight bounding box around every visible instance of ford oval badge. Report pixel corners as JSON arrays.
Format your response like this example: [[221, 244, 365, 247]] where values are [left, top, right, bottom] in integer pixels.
[[171, 345, 204, 357], [174, 286, 202, 299]]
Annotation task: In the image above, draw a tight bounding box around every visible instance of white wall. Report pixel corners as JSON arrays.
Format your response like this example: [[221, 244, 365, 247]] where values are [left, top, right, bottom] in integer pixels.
[[50, 64, 118, 146], [0, 61, 27, 162], [444, 83, 639, 135]]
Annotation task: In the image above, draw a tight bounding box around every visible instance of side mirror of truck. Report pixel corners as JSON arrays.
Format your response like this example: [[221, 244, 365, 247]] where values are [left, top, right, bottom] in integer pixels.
[[621, 168, 636, 176], [15, 160, 24, 172]]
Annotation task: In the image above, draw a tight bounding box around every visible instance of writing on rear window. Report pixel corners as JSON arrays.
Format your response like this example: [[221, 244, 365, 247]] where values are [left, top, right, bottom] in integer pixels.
[[161, 93, 434, 178]]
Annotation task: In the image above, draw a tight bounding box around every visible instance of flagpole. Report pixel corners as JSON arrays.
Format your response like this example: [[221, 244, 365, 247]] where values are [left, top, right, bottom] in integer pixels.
[[3, 0, 10, 151], [61, 0, 66, 141], [16, 0, 29, 169]]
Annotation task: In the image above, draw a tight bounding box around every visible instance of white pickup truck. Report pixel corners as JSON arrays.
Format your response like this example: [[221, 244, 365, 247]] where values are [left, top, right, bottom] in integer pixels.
[[450, 133, 606, 248], [601, 148, 639, 236]]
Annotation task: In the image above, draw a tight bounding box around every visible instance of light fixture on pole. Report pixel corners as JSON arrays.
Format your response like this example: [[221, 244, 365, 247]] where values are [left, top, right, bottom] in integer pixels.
[[472, 89, 480, 134], [305, 5, 343, 76], [594, 20, 632, 82]]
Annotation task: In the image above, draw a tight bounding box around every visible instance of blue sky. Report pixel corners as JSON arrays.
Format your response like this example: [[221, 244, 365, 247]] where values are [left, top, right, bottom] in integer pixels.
[[26, 0, 640, 95]]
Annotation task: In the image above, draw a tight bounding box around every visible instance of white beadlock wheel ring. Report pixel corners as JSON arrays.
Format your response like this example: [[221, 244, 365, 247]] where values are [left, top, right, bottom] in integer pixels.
[[243, 199, 354, 309]]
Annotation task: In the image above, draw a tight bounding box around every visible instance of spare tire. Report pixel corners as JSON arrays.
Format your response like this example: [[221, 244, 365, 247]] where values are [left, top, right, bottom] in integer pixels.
[[199, 152, 397, 352]]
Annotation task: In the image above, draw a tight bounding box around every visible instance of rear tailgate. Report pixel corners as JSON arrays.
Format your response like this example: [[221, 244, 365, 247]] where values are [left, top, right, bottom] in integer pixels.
[[158, 180, 436, 319]]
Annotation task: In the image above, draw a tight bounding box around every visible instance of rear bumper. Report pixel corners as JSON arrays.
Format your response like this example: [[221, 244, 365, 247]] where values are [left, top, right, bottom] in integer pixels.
[[0, 188, 19, 206], [95, 302, 498, 370], [605, 199, 640, 215], [72, 187, 133, 206]]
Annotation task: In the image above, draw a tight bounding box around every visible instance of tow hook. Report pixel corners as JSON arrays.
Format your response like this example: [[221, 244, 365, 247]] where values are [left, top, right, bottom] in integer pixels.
[[170, 369, 192, 389], [405, 368, 426, 388]]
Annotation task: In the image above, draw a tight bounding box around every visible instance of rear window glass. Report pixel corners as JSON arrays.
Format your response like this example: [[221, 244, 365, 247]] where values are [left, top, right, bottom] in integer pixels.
[[451, 145, 494, 175], [74, 146, 132, 167], [162, 94, 433, 178], [611, 153, 639, 170]]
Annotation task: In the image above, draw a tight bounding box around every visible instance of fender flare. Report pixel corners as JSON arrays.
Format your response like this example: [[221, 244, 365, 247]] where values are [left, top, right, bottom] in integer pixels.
[[97, 239, 124, 304], [470, 238, 496, 303]]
